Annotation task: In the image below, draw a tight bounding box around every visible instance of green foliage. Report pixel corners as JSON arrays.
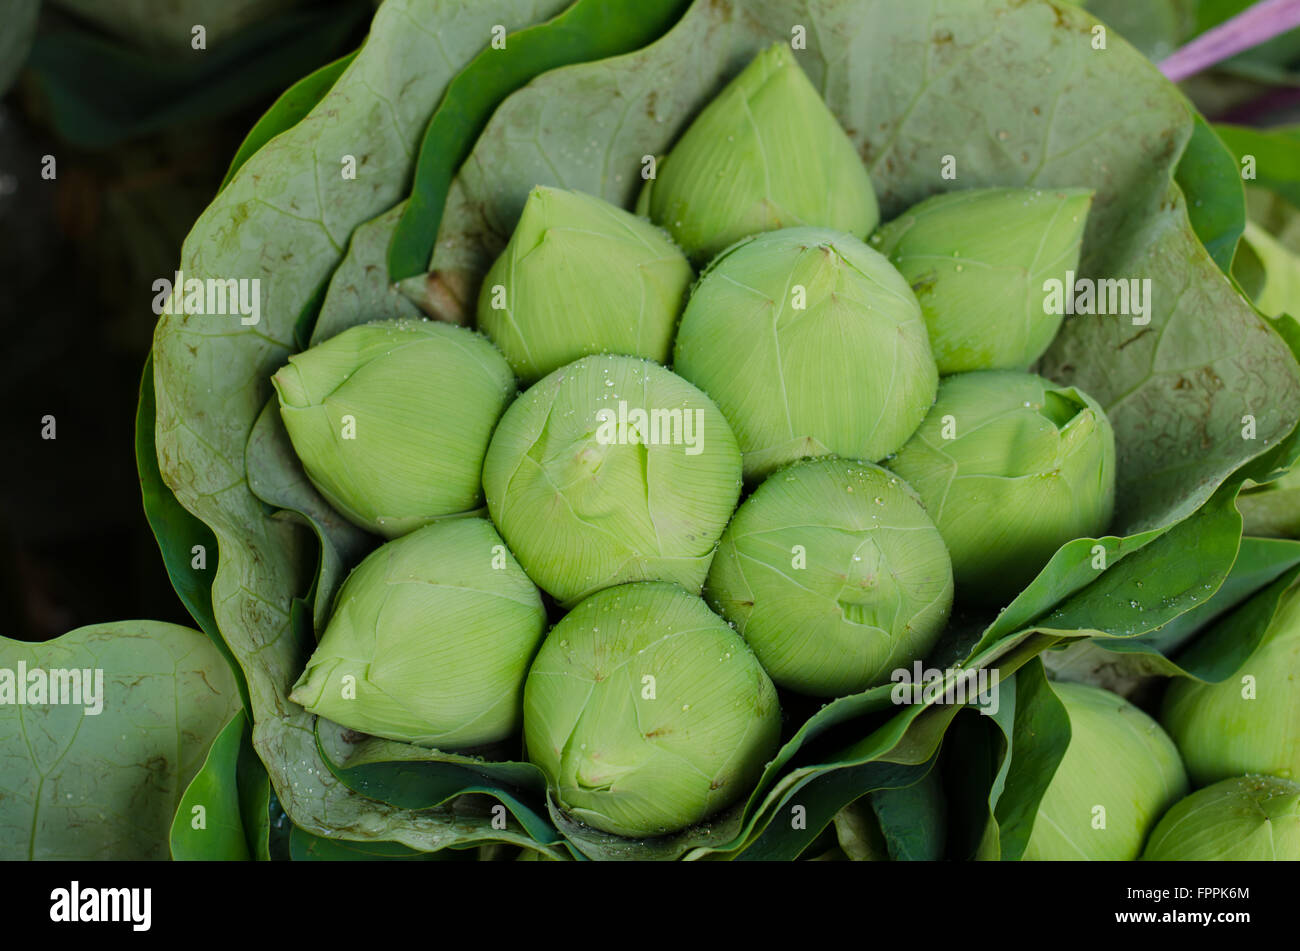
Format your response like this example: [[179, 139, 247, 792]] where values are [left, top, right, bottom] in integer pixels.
[[0, 622, 239, 859]]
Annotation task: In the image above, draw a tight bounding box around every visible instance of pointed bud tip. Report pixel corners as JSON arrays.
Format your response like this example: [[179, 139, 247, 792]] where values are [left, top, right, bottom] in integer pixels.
[[271, 362, 309, 408]]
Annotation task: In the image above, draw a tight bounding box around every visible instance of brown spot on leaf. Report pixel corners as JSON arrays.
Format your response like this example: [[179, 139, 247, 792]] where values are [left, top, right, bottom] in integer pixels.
[[419, 270, 474, 324]]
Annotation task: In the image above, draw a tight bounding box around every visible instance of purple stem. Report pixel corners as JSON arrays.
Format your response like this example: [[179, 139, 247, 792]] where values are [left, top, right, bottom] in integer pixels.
[[1159, 0, 1300, 83]]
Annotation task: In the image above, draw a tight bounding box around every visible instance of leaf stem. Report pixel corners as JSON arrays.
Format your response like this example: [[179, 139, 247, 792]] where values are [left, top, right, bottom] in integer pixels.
[[1159, 0, 1300, 83]]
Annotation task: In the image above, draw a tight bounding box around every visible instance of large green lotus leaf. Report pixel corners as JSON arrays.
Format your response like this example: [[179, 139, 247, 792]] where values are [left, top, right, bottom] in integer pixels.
[[0, 622, 239, 859], [219, 49, 361, 194], [312, 203, 425, 346], [1042, 210, 1296, 533], [1070, 0, 1194, 62], [151, 0, 576, 852]]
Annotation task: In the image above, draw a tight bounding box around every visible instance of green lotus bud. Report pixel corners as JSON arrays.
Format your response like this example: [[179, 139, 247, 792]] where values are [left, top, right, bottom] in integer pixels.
[[477, 186, 694, 383], [643, 43, 879, 263], [705, 458, 952, 697], [1141, 775, 1300, 861], [1161, 584, 1300, 785], [290, 518, 545, 749], [523, 582, 781, 837], [1024, 682, 1188, 861], [272, 319, 515, 538], [887, 371, 1115, 604], [673, 227, 937, 481], [482, 354, 741, 606], [870, 187, 1093, 374]]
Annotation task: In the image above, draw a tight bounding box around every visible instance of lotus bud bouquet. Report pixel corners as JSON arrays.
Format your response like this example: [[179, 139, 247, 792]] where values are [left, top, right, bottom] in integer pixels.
[[128, 0, 1300, 861]]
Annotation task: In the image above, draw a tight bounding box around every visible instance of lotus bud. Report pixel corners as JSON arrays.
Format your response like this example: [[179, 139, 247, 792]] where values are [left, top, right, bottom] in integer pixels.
[[673, 227, 937, 481], [482, 354, 741, 606], [477, 186, 694, 383], [523, 582, 781, 837], [887, 370, 1115, 604], [643, 43, 879, 263], [290, 518, 546, 749], [272, 319, 515, 538], [705, 458, 952, 697], [870, 187, 1093, 374], [1141, 775, 1300, 861], [1160, 583, 1300, 785], [1024, 682, 1188, 861]]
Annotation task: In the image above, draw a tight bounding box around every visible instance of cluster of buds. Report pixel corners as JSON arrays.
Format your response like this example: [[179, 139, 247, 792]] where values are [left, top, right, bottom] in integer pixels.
[[273, 37, 1126, 841]]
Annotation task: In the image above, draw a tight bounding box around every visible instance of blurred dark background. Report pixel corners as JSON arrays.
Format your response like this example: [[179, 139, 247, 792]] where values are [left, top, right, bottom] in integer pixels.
[[0, 0, 372, 640]]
